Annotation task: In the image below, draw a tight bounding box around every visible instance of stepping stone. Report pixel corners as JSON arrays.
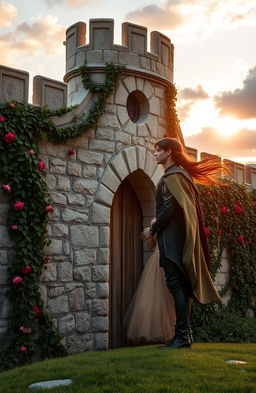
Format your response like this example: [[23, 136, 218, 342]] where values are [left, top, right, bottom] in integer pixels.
[[226, 360, 247, 364], [28, 379, 72, 390]]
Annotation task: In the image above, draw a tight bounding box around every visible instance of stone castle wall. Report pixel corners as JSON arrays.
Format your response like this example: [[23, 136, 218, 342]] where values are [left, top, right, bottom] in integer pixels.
[[0, 19, 255, 351]]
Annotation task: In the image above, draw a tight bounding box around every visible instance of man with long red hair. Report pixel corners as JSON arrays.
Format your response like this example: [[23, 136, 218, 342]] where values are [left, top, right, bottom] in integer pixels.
[[141, 137, 226, 349]]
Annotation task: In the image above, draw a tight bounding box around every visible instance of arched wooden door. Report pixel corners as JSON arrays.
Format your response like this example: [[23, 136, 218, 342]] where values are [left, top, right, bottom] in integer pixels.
[[110, 178, 143, 348]]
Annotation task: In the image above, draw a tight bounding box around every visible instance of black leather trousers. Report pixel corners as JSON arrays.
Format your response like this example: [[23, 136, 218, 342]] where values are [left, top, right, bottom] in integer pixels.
[[160, 253, 190, 339]]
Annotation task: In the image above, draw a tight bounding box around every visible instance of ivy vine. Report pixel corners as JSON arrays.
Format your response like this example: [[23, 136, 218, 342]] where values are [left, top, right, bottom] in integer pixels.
[[0, 62, 125, 371]]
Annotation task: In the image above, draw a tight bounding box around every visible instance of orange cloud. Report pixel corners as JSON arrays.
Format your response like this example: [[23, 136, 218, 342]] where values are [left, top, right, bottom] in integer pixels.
[[44, 0, 90, 6], [215, 66, 256, 120], [0, 15, 65, 67], [0, 2, 17, 27], [177, 85, 209, 121]]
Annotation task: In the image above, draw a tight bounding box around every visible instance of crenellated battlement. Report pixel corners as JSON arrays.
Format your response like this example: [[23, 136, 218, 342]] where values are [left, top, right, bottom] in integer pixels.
[[64, 19, 174, 83]]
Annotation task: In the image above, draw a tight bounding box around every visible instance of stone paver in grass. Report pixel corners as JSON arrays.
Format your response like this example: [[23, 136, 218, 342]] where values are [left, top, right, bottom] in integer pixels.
[[226, 360, 248, 364], [27, 379, 72, 390]]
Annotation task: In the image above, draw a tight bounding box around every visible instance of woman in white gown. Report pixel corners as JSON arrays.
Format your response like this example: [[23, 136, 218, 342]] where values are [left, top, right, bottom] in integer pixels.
[[125, 232, 176, 344]]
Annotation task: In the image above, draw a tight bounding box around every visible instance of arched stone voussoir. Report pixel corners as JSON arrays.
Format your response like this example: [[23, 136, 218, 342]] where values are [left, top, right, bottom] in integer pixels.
[[151, 164, 164, 186], [110, 151, 129, 181], [123, 146, 137, 173]]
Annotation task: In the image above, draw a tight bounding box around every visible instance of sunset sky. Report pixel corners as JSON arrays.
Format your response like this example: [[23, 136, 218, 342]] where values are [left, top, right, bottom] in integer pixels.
[[0, 0, 255, 164]]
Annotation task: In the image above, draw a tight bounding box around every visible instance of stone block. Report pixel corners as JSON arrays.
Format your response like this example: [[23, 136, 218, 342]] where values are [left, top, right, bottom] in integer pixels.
[[119, 51, 140, 67], [95, 332, 108, 350], [92, 266, 109, 282], [73, 179, 98, 195], [149, 96, 161, 115], [0, 226, 13, 247], [67, 193, 85, 206], [63, 241, 70, 256], [56, 176, 71, 192], [136, 77, 144, 91], [117, 105, 129, 126], [85, 282, 96, 298], [69, 288, 84, 311], [151, 165, 164, 186], [48, 285, 65, 298], [75, 312, 90, 333], [76, 51, 86, 67], [144, 150, 157, 178], [0, 65, 29, 103], [82, 165, 97, 179], [123, 76, 136, 93], [140, 56, 151, 70], [138, 124, 148, 137], [91, 317, 108, 332], [146, 114, 158, 137], [73, 266, 91, 281], [46, 174, 57, 189], [33, 76, 67, 109], [103, 50, 118, 63], [92, 203, 110, 224], [47, 295, 69, 314], [99, 227, 110, 247], [101, 167, 120, 192], [95, 184, 114, 207], [96, 128, 114, 141], [0, 203, 8, 224], [115, 131, 131, 145], [74, 249, 96, 265], [58, 314, 75, 335], [50, 191, 67, 205], [97, 248, 109, 265], [89, 139, 115, 152], [48, 207, 60, 222], [0, 266, 8, 284], [115, 83, 129, 106], [62, 208, 88, 223], [44, 240, 62, 255], [77, 150, 103, 165], [86, 50, 102, 63], [67, 333, 93, 353], [50, 158, 67, 174], [124, 120, 137, 135], [97, 283, 109, 299], [71, 225, 99, 247], [0, 250, 8, 265], [93, 299, 108, 316], [0, 289, 12, 318], [40, 263, 57, 282], [67, 162, 82, 177], [123, 146, 137, 173], [155, 86, 165, 98], [58, 262, 73, 281], [143, 80, 154, 99], [132, 136, 145, 147]]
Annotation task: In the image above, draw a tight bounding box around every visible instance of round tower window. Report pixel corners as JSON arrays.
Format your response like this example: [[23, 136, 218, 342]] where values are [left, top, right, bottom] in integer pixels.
[[126, 90, 149, 125]]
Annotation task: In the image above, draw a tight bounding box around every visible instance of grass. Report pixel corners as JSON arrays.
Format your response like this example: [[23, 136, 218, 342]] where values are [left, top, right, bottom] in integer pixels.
[[0, 344, 255, 393]]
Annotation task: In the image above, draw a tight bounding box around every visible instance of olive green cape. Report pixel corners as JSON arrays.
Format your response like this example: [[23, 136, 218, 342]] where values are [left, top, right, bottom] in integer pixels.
[[164, 171, 220, 304]]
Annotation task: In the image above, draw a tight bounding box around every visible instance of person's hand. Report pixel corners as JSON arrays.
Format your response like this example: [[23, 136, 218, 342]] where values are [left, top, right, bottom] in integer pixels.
[[150, 217, 156, 226], [141, 227, 152, 240]]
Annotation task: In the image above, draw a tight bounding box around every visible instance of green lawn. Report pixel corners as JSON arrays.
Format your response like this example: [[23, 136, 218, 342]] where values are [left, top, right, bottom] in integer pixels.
[[0, 344, 255, 393]]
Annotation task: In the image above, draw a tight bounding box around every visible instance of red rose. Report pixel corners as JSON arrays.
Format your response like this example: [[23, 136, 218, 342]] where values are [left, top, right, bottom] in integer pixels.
[[221, 206, 229, 214], [45, 205, 54, 212], [12, 276, 23, 285], [204, 227, 211, 236], [1, 184, 11, 192], [69, 148, 76, 156], [4, 132, 15, 143], [237, 235, 245, 244], [234, 204, 243, 214], [21, 266, 32, 274], [11, 225, 18, 231], [9, 103, 15, 108], [33, 306, 40, 316], [38, 161, 45, 172], [13, 201, 25, 211], [0, 115, 5, 122], [20, 346, 27, 352]]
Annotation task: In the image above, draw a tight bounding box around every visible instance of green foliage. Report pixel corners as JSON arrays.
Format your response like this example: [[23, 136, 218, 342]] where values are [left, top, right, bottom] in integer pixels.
[[192, 181, 256, 341], [0, 62, 125, 371]]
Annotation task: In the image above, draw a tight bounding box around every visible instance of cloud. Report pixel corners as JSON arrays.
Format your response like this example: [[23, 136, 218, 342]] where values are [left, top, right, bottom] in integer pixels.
[[125, 0, 256, 40], [0, 2, 17, 27], [44, 0, 89, 6], [185, 126, 256, 160], [0, 15, 65, 67], [214, 66, 256, 120], [177, 85, 209, 121]]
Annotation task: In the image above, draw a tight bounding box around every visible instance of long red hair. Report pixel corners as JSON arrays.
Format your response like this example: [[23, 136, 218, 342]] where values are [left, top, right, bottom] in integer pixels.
[[155, 138, 229, 186]]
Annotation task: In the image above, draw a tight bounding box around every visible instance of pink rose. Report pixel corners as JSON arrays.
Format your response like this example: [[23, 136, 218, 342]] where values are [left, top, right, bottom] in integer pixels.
[[21, 266, 32, 274], [38, 161, 45, 172], [1, 185, 11, 192], [221, 206, 229, 214], [33, 305, 40, 316], [204, 227, 211, 236], [237, 235, 245, 244], [12, 276, 23, 285], [45, 205, 54, 213], [4, 132, 15, 143], [0, 115, 5, 122], [234, 204, 243, 214], [9, 103, 15, 108], [19, 326, 31, 334], [69, 148, 76, 156], [13, 201, 25, 211], [11, 225, 18, 231], [28, 149, 35, 155], [20, 346, 27, 352]]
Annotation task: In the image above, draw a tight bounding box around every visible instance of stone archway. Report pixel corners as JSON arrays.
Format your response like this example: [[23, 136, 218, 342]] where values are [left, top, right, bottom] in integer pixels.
[[92, 146, 164, 348]]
